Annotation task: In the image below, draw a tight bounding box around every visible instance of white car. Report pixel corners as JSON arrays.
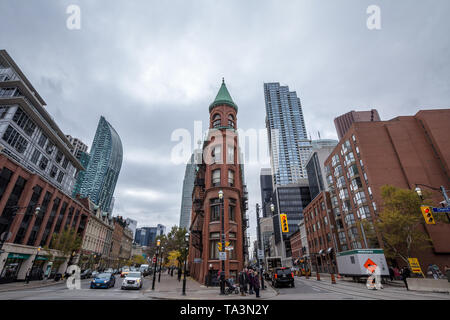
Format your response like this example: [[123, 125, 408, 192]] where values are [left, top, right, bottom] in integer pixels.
[[121, 271, 143, 290]]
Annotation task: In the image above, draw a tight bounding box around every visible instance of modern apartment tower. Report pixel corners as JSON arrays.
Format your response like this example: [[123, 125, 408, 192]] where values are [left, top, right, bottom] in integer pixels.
[[77, 116, 123, 214], [65, 135, 88, 160], [264, 82, 312, 185], [179, 153, 196, 230], [334, 109, 381, 140]]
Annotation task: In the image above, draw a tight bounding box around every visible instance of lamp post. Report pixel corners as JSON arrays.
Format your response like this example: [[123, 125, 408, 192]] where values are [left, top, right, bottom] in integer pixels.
[[182, 232, 189, 296], [415, 184, 450, 223], [151, 239, 161, 290], [158, 247, 164, 283], [256, 204, 265, 290], [218, 190, 225, 294]]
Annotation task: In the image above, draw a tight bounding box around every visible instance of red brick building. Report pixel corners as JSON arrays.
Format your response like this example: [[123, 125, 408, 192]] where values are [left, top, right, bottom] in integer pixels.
[[334, 109, 381, 140], [289, 229, 302, 261], [0, 153, 90, 282], [324, 109, 450, 271], [188, 80, 249, 284]]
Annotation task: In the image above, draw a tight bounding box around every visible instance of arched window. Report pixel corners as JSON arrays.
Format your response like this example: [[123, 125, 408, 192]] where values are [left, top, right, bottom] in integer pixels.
[[212, 113, 221, 128], [228, 114, 235, 127]]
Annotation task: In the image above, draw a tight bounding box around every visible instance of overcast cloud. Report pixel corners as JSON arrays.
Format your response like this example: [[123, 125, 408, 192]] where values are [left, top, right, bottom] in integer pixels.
[[1, 0, 449, 250]]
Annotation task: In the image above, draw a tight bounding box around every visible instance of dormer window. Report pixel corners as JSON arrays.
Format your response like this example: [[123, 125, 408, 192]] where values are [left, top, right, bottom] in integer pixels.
[[212, 113, 221, 128]]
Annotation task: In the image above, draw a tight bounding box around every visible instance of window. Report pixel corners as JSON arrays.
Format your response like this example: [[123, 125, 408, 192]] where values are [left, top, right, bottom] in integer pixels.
[[0, 106, 9, 119], [212, 145, 222, 164], [49, 165, 58, 178], [55, 150, 63, 163], [324, 216, 328, 226], [212, 113, 221, 128], [210, 240, 220, 259], [210, 198, 220, 221], [30, 149, 40, 164], [57, 171, 64, 183], [228, 170, 234, 187], [229, 232, 236, 239], [45, 141, 54, 155], [62, 158, 69, 169], [2, 125, 28, 153], [229, 200, 236, 221], [212, 169, 221, 186], [227, 146, 234, 164], [228, 114, 235, 128], [38, 133, 47, 148], [12, 107, 36, 136], [39, 156, 48, 171], [210, 232, 220, 239]]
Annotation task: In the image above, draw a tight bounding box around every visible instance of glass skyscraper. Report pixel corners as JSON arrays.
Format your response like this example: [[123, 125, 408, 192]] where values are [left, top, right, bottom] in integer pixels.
[[264, 82, 312, 185], [78, 116, 123, 214], [179, 153, 196, 230]]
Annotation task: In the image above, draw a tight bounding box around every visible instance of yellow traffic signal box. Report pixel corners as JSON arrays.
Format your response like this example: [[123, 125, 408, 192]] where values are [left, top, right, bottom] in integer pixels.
[[420, 206, 435, 224], [280, 213, 289, 233], [217, 242, 222, 251]]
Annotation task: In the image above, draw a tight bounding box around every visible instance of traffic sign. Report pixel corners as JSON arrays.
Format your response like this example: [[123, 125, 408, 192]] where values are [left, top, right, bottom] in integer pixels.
[[257, 249, 264, 259], [225, 246, 234, 251], [363, 258, 377, 272], [219, 252, 227, 260], [152, 257, 157, 263], [408, 257, 423, 274], [432, 207, 450, 213]]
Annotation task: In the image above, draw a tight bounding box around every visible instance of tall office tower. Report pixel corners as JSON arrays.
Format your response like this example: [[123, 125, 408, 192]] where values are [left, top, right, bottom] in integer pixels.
[[264, 82, 312, 185], [334, 109, 381, 140], [78, 116, 123, 214], [179, 153, 196, 230], [259, 168, 274, 218], [134, 226, 157, 247], [65, 135, 88, 160], [188, 79, 249, 283], [72, 151, 90, 198], [156, 224, 166, 236], [125, 218, 137, 240]]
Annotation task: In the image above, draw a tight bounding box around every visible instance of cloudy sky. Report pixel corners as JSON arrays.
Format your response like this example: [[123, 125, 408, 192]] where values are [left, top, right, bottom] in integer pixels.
[[2, 0, 449, 250]]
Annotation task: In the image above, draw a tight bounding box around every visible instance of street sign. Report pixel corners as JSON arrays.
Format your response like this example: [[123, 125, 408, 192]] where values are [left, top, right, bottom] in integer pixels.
[[363, 258, 377, 272], [225, 246, 234, 251], [408, 257, 423, 274], [219, 252, 227, 260], [280, 214, 289, 233], [257, 249, 264, 259], [432, 207, 450, 213], [194, 258, 202, 263], [152, 257, 157, 263]]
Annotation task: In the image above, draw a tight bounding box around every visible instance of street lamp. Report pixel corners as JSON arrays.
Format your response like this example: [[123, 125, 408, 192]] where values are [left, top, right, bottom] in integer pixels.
[[152, 239, 161, 290], [182, 232, 189, 296], [218, 190, 225, 295], [158, 247, 164, 283]]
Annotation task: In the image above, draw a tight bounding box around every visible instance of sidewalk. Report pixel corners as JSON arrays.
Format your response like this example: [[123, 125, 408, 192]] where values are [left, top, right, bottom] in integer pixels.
[[145, 273, 278, 300], [301, 272, 406, 288], [0, 278, 64, 293]]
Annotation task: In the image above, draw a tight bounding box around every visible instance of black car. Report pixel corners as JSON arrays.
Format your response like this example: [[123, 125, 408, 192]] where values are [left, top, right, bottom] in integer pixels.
[[272, 267, 295, 288]]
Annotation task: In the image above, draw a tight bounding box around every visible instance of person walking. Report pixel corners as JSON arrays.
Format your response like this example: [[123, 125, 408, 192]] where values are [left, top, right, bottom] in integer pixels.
[[253, 271, 261, 298], [401, 266, 411, 290], [218, 270, 226, 294], [393, 266, 400, 280], [388, 266, 394, 281], [248, 269, 254, 294], [177, 266, 182, 282], [25, 268, 32, 284], [238, 269, 246, 296]]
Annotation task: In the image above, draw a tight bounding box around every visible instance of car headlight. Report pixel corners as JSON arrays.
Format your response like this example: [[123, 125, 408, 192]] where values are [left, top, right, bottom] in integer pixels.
[[104, 280, 108, 283]]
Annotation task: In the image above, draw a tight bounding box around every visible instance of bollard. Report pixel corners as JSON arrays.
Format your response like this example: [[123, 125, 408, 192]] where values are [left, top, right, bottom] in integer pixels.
[[331, 273, 336, 284]]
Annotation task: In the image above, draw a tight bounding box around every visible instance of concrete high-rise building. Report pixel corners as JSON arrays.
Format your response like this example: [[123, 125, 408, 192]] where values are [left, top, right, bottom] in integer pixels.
[[179, 153, 196, 230], [65, 135, 88, 160], [134, 227, 157, 247], [259, 168, 274, 218], [188, 79, 249, 283], [324, 109, 450, 270], [125, 218, 137, 240], [264, 82, 312, 186], [334, 109, 380, 140], [156, 224, 165, 236], [78, 116, 123, 214]]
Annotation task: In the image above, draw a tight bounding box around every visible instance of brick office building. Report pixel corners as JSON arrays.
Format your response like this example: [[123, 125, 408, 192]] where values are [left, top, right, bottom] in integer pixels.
[[334, 109, 381, 140], [324, 109, 450, 270], [188, 80, 249, 284]]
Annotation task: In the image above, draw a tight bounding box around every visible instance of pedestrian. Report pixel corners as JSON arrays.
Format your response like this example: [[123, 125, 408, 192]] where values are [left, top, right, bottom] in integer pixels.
[[253, 271, 261, 298], [238, 269, 247, 296], [388, 265, 394, 281], [248, 269, 254, 294], [401, 266, 411, 290], [218, 270, 225, 294], [25, 268, 31, 284], [393, 266, 400, 280], [178, 267, 182, 282]]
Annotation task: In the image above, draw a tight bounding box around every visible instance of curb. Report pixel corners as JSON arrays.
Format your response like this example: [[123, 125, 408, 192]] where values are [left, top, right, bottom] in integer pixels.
[[0, 280, 64, 293]]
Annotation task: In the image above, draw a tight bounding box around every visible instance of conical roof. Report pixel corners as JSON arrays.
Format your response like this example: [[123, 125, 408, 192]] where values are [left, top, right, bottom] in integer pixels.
[[209, 78, 238, 112]]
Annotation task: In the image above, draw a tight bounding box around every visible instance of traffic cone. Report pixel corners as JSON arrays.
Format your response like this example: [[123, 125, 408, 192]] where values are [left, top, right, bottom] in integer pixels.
[[331, 273, 336, 284]]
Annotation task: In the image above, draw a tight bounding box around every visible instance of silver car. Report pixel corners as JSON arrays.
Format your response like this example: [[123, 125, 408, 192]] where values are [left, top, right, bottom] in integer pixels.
[[121, 271, 143, 290]]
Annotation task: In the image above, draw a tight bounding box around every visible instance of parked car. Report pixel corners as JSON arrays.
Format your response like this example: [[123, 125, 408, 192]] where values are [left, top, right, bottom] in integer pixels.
[[139, 264, 150, 276], [272, 267, 295, 288], [80, 269, 92, 279], [121, 271, 143, 290], [90, 273, 116, 289], [91, 271, 99, 278], [104, 268, 114, 274]]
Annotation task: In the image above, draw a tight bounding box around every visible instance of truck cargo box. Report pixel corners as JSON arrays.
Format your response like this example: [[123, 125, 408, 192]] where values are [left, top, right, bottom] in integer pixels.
[[336, 249, 389, 278]]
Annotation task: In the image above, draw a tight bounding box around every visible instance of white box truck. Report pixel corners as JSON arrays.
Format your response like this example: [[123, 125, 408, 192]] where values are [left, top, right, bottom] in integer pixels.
[[336, 249, 390, 281]]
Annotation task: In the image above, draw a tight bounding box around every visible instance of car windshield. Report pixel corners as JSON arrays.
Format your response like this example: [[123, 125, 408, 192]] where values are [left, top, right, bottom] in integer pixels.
[[97, 273, 111, 279], [276, 268, 292, 275], [127, 272, 141, 278]]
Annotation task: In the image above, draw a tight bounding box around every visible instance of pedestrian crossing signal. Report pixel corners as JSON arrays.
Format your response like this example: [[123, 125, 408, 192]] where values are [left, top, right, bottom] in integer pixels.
[[420, 206, 435, 224], [280, 213, 289, 233]]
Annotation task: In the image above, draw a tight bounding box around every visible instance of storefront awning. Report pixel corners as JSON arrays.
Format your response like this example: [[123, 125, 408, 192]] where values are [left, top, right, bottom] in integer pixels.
[[7, 253, 30, 260]]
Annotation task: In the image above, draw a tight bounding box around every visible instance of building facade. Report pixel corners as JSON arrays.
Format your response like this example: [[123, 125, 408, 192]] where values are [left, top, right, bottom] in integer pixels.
[[125, 217, 137, 241], [334, 109, 380, 140], [134, 226, 157, 247], [179, 153, 196, 230], [188, 79, 249, 284], [324, 109, 450, 270], [65, 135, 88, 160], [110, 216, 126, 268], [120, 227, 133, 262], [77, 116, 123, 214], [264, 82, 311, 185], [259, 168, 274, 218]]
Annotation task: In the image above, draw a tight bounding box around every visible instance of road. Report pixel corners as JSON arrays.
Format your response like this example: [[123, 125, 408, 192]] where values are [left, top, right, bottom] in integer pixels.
[[271, 276, 450, 300]]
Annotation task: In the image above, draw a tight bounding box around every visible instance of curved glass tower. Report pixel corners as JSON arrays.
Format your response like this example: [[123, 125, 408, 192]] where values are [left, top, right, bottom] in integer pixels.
[[78, 116, 123, 214]]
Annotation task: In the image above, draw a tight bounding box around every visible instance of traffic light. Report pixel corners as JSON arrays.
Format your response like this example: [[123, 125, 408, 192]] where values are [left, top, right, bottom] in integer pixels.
[[225, 241, 230, 247], [420, 206, 435, 224], [217, 242, 223, 251], [280, 213, 289, 233]]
